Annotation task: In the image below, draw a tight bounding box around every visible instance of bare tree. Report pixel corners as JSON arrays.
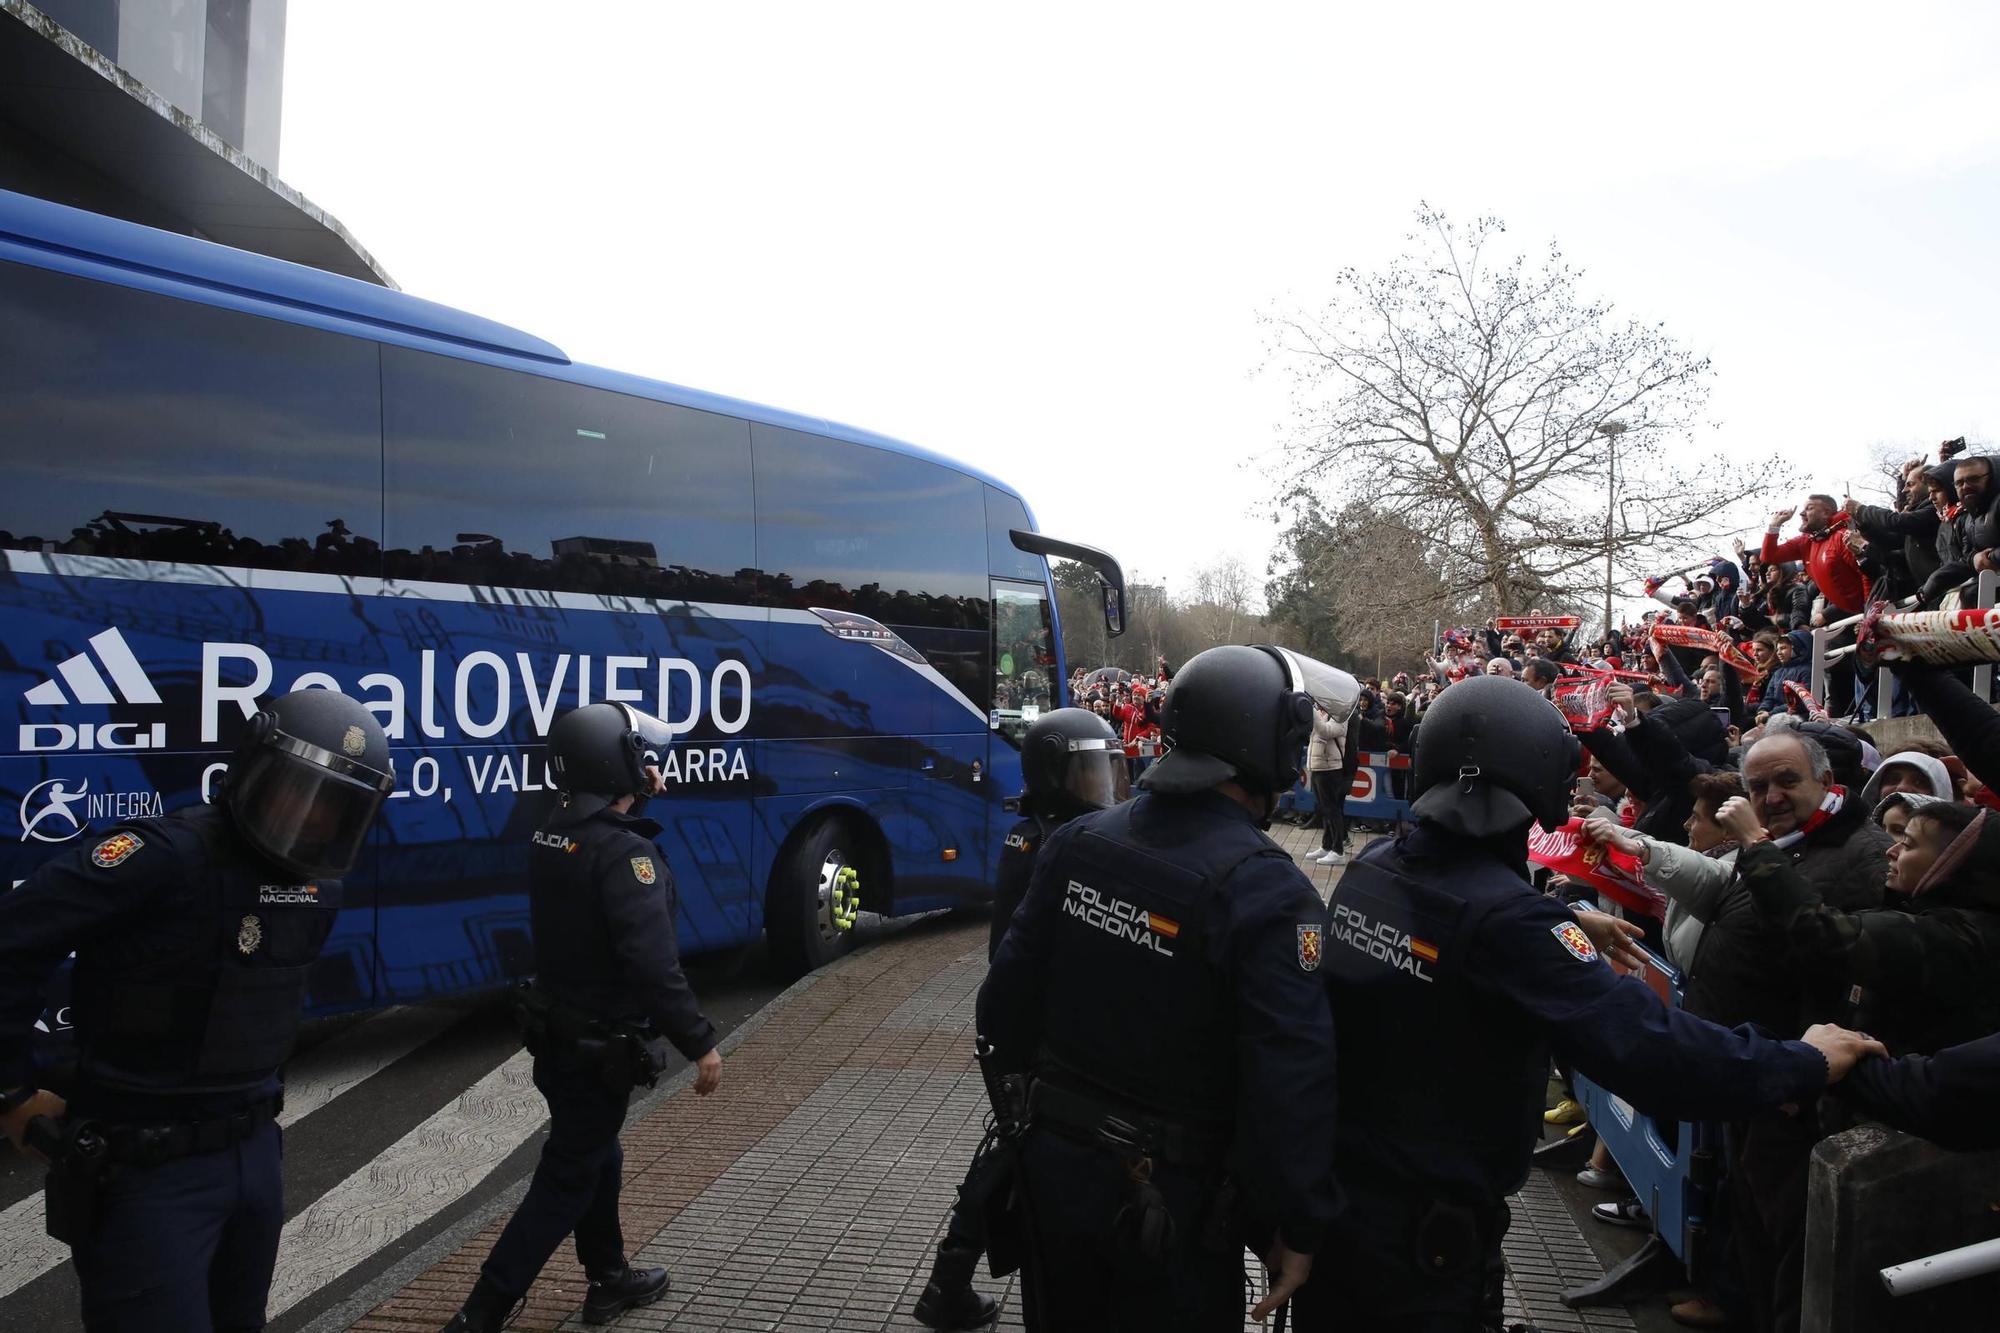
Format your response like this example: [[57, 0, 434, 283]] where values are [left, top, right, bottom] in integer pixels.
[[1190, 556, 1256, 644], [1264, 206, 1790, 618]]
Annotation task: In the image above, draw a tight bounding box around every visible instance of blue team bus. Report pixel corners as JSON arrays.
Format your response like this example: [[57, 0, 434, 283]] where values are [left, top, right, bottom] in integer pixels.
[[0, 188, 1126, 1028]]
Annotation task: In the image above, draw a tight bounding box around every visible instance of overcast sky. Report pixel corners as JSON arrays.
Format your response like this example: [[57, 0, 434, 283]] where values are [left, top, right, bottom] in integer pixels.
[[282, 2, 2000, 604]]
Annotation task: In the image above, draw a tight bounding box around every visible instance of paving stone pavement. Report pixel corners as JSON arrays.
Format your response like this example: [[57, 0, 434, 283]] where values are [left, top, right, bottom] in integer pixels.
[[350, 828, 1633, 1332]]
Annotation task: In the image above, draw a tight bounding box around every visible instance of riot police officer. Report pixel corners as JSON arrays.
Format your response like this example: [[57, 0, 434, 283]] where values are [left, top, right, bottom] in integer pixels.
[[445, 703, 722, 1333], [0, 688, 396, 1333], [1291, 675, 1889, 1332], [914, 706, 1129, 1330], [978, 645, 1353, 1329]]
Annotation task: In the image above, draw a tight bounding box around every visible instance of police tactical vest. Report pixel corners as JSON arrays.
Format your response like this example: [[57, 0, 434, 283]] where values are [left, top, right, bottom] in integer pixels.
[[527, 806, 663, 1017], [1324, 836, 1551, 1199], [1034, 798, 1286, 1127], [990, 814, 1052, 962], [72, 806, 340, 1095]]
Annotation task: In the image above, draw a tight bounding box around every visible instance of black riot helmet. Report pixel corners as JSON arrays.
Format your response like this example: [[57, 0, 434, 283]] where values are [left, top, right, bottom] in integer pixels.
[[1021, 707, 1129, 817], [546, 702, 677, 818], [1140, 644, 1359, 797], [224, 689, 395, 879], [1408, 675, 1580, 838]]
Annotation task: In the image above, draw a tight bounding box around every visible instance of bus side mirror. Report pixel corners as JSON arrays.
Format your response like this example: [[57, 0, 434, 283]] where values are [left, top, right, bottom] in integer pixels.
[[1007, 530, 1127, 639]]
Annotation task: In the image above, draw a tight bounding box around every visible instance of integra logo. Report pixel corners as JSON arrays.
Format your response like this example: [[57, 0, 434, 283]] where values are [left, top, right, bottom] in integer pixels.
[[19, 629, 168, 752], [18, 778, 167, 842]]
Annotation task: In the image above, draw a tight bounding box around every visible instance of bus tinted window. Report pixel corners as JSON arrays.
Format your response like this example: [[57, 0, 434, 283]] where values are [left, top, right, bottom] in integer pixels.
[[752, 425, 987, 630], [0, 260, 382, 573], [382, 349, 755, 599], [986, 486, 1044, 582]]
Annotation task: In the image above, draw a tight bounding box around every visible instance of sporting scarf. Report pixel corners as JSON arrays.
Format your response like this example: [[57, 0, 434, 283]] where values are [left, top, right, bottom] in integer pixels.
[[1769, 785, 1845, 851], [1939, 502, 1963, 521], [1651, 622, 1763, 680], [1495, 614, 1580, 634], [1783, 681, 1831, 720], [1857, 605, 2000, 667]]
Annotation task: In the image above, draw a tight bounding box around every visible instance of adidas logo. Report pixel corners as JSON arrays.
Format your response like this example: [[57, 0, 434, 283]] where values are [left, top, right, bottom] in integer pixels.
[[19, 628, 168, 752], [26, 628, 161, 706]]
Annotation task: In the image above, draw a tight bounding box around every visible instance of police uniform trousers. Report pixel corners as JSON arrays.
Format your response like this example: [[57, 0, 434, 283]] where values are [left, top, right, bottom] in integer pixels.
[[481, 1053, 632, 1297], [69, 1118, 284, 1333], [1015, 1129, 1241, 1332], [1292, 1183, 1511, 1333]]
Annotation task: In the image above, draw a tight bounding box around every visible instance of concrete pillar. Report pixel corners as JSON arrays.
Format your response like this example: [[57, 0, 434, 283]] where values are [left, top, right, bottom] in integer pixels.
[[1803, 1125, 2000, 1332]]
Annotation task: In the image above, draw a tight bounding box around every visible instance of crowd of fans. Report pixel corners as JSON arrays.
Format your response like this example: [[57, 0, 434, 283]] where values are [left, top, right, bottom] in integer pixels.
[[1066, 658, 1172, 781], [1264, 438, 2000, 1330]]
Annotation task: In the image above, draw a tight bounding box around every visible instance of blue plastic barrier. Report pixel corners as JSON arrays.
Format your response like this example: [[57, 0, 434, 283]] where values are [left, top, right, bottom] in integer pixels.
[[1277, 752, 1413, 828], [1571, 949, 1724, 1296], [1345, 751, 1413, 825]]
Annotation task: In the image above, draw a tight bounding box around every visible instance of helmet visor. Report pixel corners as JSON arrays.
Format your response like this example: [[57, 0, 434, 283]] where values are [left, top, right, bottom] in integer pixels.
[[231, 743, 393, 878], [1064, 736, 1132, 809], [1270, 648, 1361, 723], [617, 705, 679, 773]]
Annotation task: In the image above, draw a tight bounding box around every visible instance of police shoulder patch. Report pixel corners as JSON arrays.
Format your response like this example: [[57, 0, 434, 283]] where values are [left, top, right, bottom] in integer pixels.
[[1551, 920, 1599, 963], [1297, 923, 1322, 972], [91, 832, 145, 869], [630, 856, 657, 885]]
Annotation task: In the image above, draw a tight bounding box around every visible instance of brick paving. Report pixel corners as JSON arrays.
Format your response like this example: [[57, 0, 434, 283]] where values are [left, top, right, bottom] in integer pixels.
[[348, 826, 1631, 1332]]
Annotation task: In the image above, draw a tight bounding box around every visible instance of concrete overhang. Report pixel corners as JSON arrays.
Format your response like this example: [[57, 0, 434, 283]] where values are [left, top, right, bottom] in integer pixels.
[[0, 0, 393, 287]]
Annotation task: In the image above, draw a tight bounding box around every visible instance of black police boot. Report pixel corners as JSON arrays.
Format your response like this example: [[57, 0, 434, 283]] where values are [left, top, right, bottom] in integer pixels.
[[580, 1264, 670, 1325], [911, 1241, 1000, 1330], [439, 1275, 517, 1333]]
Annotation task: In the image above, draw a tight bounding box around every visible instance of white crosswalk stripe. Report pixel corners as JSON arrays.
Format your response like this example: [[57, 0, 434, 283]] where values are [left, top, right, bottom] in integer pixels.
[[263, 1047, 545, 1320], [0, 1004, 463, 1301]]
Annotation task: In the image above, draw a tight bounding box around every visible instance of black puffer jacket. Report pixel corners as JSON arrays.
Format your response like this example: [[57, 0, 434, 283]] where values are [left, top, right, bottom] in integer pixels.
[[1853, 497, 1941, 600], [1920, 475, 2000, 607], [1682, 796, 1890, 1035], [1581, 698, 1728, 848], [1742, 813, 2000, 1056]]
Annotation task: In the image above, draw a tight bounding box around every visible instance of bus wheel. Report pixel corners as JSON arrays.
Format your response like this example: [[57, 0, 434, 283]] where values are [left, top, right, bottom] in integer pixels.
[[768, 816, 863, 976]]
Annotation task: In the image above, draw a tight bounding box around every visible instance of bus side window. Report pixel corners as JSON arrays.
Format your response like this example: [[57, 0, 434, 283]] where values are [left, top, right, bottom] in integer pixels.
[[380, 349, 754, 599], [0, 260, 383, 574]]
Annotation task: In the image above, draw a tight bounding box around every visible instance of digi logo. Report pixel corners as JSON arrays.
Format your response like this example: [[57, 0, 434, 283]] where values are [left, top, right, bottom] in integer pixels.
[[19, 628, 168, 752]]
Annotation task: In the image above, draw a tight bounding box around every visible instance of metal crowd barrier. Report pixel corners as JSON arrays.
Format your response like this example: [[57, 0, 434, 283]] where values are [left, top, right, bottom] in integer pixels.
[[1881, 1236, 2000, 1297], [1564, 948, 1724, 1309], [1810, 570, 1999, 714]]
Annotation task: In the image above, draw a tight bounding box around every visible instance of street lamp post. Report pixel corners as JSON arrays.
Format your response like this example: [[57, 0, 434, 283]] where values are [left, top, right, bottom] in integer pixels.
[[1596, 419, 1628, 635]]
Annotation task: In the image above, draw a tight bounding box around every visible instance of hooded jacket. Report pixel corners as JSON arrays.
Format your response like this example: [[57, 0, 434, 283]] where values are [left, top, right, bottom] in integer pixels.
[[1858, 752, 1956, 807], [1919, 460, 2000, 606], [1741, 811, 2000, 1056], [1760, 630, 1814, 711]]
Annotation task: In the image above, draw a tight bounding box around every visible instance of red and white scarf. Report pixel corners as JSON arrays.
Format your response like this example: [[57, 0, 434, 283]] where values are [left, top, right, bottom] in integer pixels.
[[1770, 785, 1845, 851]]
